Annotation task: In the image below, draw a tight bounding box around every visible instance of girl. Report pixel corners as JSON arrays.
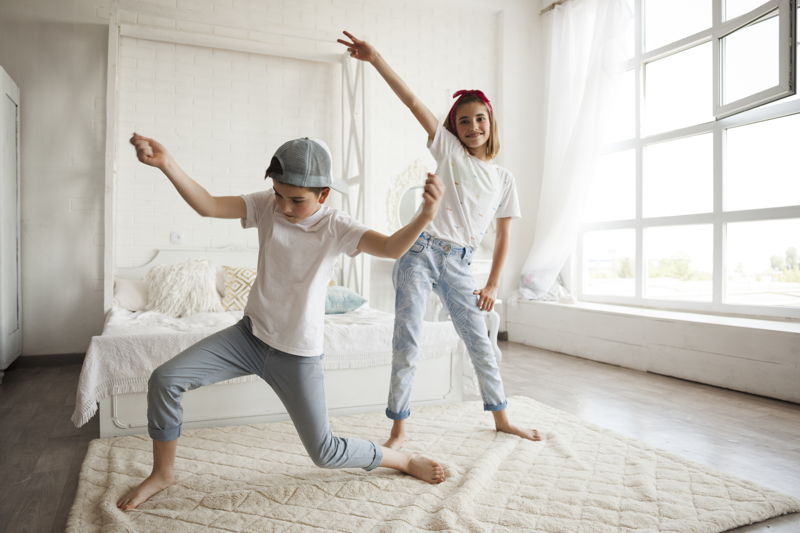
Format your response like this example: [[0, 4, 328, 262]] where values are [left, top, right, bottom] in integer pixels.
[[337, 31, 540, 448]]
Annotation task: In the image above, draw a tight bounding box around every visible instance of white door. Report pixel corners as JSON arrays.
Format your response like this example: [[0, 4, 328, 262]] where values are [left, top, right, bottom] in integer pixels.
[[0, 65, 21, 379]]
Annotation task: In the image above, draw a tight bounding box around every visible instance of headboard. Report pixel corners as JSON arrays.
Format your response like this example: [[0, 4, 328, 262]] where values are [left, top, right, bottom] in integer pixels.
[[115, 247, 259, 281]]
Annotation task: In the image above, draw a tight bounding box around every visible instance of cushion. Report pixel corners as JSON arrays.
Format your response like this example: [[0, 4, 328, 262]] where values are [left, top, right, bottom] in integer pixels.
[[221, 266, 257, 311], [113, 277, 148, 311], [325, 285, 367, 314], [145, 259, 223, 317]]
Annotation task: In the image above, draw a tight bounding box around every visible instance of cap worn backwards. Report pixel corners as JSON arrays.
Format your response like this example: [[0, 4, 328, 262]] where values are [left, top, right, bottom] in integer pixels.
[[266, 137, 346, 193]]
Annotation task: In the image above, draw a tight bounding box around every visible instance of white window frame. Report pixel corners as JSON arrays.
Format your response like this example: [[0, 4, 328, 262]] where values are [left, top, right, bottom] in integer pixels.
[[715, 0, 797, 118], [576, 0, 800, 320]]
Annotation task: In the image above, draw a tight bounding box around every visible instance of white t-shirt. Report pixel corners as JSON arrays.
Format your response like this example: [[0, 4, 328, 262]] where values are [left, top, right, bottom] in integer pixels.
[[241, 190, 368, 356], [425, 124, 521, 247]]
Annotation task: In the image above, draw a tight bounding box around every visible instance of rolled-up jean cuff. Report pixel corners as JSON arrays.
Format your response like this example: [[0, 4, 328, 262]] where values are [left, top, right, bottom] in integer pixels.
[[484, 400, 508, 412], [364, 444, 383, 471], [149, 425, 181, 441], [385, 407, 411, 420]]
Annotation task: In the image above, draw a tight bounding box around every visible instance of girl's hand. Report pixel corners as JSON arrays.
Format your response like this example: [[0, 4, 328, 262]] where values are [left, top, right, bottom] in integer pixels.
[[337, 30, 378, 63], [420, 172, 443, 221], [473, 286, 498, 312], [130, 133, 171, 170]]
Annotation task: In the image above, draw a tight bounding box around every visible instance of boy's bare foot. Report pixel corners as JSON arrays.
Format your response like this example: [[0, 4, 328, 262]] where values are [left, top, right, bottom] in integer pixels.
[[497, 424, 541, 441], [116, 473, 176, 510], [407, 455, 446, 484]]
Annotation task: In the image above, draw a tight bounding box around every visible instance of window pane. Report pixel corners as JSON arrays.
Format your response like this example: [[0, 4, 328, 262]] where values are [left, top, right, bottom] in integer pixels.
[[725, 113, 800, 211], [585, 150, 636, 222], [645, 225, 713, 301], [722, 12, 779, 105], [725, 0, 767, 21], [583, 229, 636, 296], [605, 70, 636, 143], [644, 0, 711, 51], [645, 43, 713, 134], [643, 134, 713, 217], [726, 219, 800, 307]]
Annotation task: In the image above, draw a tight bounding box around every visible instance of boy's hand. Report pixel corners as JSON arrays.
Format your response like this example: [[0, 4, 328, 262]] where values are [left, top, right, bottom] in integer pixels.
[[130, 133, 171, 170], [337, 31, 378, 63], [420, 172, 443, 221]]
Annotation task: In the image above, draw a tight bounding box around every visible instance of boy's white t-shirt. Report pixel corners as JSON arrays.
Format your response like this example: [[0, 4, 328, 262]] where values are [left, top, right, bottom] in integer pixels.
[[240, 190, 368, 357], [425, 124, 521, 248]]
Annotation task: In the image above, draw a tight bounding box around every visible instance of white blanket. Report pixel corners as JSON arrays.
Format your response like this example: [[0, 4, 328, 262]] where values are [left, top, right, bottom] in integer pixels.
[[71, 307, 461, 428]]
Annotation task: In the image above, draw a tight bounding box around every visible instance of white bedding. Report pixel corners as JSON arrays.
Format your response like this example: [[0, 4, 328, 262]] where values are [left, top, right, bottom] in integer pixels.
[[71, 306, 461, 428]]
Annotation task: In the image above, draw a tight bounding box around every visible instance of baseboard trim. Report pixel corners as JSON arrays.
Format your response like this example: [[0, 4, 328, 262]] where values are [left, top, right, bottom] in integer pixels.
[[12, 353, 85, 368]]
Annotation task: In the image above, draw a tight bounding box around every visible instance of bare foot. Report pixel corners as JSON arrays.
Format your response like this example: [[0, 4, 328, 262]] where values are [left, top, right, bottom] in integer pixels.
[[116, 473, 176, 510], [407, 455, 446, 484], [497, 424, 541, 441], [383, 433, 407, 450]]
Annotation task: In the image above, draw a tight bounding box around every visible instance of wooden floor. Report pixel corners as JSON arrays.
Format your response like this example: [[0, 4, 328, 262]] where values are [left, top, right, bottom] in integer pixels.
[[1, 342, 798, 532]]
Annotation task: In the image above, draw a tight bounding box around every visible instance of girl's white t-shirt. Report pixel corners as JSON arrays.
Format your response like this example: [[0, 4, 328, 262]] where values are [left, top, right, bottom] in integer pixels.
[[425, 124, 521, 248], [241, 190, 368, 356]]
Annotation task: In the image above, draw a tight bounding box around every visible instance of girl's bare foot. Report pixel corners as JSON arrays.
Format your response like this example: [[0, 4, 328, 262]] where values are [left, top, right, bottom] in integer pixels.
[[116, 473, 176, 510], [383, 432, 407, 450], [407, 455, 446, 484], [497, 424, 541, 441], [383, 419, 407, 449]]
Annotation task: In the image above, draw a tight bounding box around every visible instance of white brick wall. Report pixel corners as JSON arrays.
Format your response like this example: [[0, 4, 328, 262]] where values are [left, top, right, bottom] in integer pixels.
[[113, 0, 500, 268]]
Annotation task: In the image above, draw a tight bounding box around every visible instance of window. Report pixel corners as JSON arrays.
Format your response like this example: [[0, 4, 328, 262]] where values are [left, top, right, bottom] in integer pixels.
[[578, 0, 800, 318]]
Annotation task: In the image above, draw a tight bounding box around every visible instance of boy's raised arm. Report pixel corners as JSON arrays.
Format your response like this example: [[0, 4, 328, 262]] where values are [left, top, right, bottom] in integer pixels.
[[338, 31, 438, 140], [130, 133, 245, 219], [358, 173, 442, 258]]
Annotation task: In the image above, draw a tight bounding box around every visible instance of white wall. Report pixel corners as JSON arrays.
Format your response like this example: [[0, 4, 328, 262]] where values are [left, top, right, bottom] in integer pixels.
[[0, 0, 543, 355]]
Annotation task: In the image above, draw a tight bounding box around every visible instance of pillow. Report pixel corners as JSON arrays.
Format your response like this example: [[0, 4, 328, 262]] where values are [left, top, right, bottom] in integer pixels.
[[221, 266, 257, 311], [325, 285, 367, 314], [113, 277, 148, 311], [145, 259, 223, 317]]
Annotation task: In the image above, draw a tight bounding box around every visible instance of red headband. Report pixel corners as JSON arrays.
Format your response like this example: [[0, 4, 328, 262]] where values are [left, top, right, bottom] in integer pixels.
[[447, 89, 493, 131]]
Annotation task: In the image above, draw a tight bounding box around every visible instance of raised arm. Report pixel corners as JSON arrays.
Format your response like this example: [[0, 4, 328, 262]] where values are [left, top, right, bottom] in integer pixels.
[[358, 173, 443, 258], [130, 133, 245, 219], [338, 31, 438, 140]]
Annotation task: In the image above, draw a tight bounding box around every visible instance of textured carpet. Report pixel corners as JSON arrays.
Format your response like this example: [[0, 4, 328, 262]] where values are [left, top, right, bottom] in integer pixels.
[[67, 396, 800, 532]]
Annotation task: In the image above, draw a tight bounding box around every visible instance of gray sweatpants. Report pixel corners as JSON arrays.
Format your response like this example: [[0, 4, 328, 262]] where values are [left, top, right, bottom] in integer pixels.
[[147, 316, 383, 470]]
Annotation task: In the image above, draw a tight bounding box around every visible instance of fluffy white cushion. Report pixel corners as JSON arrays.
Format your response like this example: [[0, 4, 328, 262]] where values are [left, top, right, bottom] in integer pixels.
[[113, 277, 148, 311], [145, 259, 223, 317]]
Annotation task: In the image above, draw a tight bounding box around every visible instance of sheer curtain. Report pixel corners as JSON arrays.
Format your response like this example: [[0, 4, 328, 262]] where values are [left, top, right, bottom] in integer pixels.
[[519, 0, 631, 300]]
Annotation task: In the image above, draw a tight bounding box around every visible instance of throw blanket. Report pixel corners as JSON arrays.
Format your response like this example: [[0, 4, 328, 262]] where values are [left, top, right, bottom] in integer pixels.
[[71, 307, 460, 428]]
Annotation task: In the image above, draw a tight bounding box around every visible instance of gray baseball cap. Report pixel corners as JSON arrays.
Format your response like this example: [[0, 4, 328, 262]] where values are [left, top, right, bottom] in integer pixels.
[[265, 137, 346, 193]]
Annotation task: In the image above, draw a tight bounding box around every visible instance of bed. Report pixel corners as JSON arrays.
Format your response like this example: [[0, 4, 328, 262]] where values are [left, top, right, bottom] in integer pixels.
[[72, 248, 473, 437]]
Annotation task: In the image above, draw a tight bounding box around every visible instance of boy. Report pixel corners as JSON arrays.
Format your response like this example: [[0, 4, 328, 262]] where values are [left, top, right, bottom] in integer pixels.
[[117, 133, 445, 511]]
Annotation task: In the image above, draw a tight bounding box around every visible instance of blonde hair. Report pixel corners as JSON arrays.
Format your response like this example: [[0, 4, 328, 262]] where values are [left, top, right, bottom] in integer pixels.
[[443, 93, 500, 160]]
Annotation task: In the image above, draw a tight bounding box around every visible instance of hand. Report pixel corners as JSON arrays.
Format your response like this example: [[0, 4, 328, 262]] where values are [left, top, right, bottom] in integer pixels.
[[130, 133, 172, 170], [337, 30, 378, 63], [473, 286, 498, 312], [420, 172, 443, 221]]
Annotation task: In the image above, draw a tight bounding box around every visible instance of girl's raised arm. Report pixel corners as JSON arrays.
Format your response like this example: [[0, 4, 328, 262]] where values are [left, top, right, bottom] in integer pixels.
[[338, 31, 438, 140]]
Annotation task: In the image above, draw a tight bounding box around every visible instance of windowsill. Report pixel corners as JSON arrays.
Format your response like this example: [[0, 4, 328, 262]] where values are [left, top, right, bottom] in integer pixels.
[[511, 300, 800, 334]]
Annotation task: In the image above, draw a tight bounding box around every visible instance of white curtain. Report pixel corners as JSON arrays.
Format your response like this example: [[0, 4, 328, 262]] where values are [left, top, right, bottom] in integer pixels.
[[519, 0, 631, 299]]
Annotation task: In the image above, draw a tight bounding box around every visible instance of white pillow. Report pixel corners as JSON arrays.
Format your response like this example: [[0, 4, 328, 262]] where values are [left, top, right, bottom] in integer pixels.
[[145, 259, 223, 317], [113, 277, 148, 311]]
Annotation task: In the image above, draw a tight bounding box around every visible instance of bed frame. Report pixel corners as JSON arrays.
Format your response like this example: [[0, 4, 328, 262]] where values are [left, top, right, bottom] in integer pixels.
[[98, 247, 465, 437]]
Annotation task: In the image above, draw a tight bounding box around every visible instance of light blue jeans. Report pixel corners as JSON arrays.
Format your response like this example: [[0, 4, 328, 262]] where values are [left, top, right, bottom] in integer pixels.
[[386, 233, 507, 420], [148, 317, 382, 471]]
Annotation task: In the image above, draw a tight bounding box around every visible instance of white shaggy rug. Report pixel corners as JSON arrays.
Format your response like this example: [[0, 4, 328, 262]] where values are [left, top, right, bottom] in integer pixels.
[[67, 396, 799, 532]]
